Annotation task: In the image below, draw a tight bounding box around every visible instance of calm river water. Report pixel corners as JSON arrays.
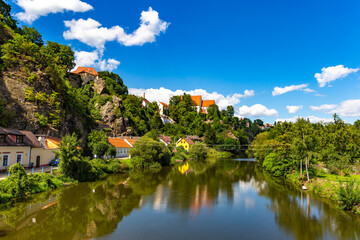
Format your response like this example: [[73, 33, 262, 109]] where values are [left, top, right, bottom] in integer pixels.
[[0, 159, 359, 240]]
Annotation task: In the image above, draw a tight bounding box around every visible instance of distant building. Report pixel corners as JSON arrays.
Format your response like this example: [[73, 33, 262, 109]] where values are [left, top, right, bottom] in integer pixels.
[[141, 93, 150, 107], [157, 101, 169, 115], [70, 66, 99, 86], [0, 128, 59, 170], [108, 138, 137, 158], [189, 95, 216, 114], [201, 100, 216, 114], [176, 138, 195, 151], [160, 135, 172, 146], [186, 135, 202, 142]]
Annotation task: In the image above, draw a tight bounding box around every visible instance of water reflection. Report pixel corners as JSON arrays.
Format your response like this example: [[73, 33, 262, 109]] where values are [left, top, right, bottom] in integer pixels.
[[0, 160, 358, 239]]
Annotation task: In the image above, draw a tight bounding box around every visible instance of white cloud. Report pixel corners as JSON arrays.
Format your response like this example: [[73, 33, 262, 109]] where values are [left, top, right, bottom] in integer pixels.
[[314, 65, 359, 87], [237, 104, 278, 117], [330, 100, 360, 117], [15, 0, 93, 23], [74, 49, 120, 71], [63, 7, 169, 49], [286, 105, 303, 114], [310, 100, 360, 117], [276, 116, 334, 123], [310, 104, 337, 112], [272, 84, 309, 96], [128, 87, 255, 110]]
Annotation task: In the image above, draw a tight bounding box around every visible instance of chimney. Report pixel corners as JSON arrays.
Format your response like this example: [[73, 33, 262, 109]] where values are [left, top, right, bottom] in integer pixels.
[[143, 92, 145, 99]]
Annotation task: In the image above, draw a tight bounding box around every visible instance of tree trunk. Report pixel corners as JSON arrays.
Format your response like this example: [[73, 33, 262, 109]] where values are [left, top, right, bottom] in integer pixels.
[[305, 156, 310, 182], [300, 159, 303, 176]]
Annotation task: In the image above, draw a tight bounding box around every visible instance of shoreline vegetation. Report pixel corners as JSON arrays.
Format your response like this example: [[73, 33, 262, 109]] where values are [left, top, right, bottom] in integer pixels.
[[249, 114, 360, 215], [0, 130, 232, 206]]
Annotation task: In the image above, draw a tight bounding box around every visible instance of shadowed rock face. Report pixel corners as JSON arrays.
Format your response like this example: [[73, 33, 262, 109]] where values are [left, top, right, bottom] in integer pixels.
[[94, 77, 106, 95]]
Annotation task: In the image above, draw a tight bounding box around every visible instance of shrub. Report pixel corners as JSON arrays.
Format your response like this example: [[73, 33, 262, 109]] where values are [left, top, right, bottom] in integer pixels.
[[189, 142, 209, 161], [34, 91, 47, 104], [24, 87, 35, 102], [130, 137, 171, 168], [263, 152, 291, 177], [338, 180, 360, 211], [35, 112, 48, 127]]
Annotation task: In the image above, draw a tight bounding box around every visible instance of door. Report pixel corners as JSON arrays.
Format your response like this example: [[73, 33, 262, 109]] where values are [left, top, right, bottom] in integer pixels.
[[36, 156, 40, 168]]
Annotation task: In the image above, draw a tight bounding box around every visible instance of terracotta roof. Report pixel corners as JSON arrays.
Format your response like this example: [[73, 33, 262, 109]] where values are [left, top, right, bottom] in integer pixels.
[[202, 100, 215, 107], [125, 139, 137, 146], [179, 138, 195, 145], [159, 102, 169, 108], [160, 135, 171, 144], [142, 98, 150, 104], [200, 109, 207, 114], [108, 138, 132, 148], [190, 96, 202, 106], [45, 137, 62, 149], [71, 67, 98, 76]]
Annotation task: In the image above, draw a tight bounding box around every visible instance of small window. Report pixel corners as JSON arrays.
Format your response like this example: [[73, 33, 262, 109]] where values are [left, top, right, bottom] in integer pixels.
[[16, 135, 24, 144], [0, 135, 5, 144], [3, 155, 9, 166], [16, 154, 22, 164]]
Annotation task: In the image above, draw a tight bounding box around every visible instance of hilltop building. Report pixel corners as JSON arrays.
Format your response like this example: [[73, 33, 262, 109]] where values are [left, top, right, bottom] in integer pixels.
[[189, 96, 216, 114]]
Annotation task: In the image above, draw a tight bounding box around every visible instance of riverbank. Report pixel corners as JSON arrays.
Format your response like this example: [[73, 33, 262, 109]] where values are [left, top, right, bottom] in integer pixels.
[[285, 171, 360, 215]]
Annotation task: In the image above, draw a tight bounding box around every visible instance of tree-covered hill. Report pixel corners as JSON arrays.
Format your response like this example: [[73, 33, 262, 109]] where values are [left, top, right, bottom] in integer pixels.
[[0, 0, 264, 149]]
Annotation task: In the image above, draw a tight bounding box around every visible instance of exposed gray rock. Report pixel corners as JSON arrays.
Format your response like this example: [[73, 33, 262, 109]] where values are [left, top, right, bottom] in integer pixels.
[[112, 95, 123, 108], [94, 77, 106, 94], [100, 102, 115, 123]]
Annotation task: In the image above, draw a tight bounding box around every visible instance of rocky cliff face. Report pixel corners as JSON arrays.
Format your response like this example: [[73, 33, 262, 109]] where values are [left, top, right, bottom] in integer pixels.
[[0, 67, 130, 141]]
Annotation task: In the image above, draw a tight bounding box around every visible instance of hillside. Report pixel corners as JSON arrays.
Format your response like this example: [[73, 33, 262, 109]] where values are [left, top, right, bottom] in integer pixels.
[[0, 0, 264, 151]]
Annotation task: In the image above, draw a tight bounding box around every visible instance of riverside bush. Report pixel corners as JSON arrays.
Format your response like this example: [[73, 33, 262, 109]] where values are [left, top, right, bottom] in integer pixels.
[[338, 180, 360, 211]]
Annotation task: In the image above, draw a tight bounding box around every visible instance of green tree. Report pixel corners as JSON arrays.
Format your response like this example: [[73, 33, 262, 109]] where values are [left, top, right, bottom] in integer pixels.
[[22, 25, 43, 46], [189, 142, 209, 161]]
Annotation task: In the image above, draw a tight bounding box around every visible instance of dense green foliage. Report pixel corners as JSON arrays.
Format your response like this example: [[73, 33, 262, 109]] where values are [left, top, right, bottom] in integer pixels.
[[251, 115, 360, 179], [130, 136, 171, 168], [189, 142, 209, 161], [338, 180, 360, 211], [0, 163, 70, 204]]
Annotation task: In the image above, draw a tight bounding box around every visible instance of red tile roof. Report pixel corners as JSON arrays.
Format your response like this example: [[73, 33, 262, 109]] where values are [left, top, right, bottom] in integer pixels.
[[202, 100, 216, 107], [0, 128, 42, 147], [200, 109, 207, 114], [190, 96, 202, 106], [159, 102, 169, 108], [108, 138, 132, 148], [182, 138, 195, 145], [71, 67, 99, 76], [160, 135, 171, 144]]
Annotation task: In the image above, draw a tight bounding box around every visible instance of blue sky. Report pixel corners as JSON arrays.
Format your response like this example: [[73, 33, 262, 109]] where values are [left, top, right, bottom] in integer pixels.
[[8, 0, 360, 123]]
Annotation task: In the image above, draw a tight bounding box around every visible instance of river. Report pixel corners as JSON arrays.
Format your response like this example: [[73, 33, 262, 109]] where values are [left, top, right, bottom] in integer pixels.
[[0, 159, 359, 240]]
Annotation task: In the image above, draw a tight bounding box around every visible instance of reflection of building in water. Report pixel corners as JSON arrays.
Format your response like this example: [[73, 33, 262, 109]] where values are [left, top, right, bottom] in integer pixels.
[[152, 184, 170, 212], [190, 185, 215, 216]]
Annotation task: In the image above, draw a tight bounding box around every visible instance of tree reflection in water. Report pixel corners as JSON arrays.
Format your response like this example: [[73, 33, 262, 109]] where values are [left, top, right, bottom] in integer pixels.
[[0, 160, 358, 240]]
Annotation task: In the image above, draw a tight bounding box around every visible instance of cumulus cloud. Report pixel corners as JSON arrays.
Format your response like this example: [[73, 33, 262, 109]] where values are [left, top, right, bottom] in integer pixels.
[[237, 104, 278, 117], [276, 116, 334, 123], [286, 105, 303, 114], [310, 104, 337, 112], [128, 87, 255, 110], [314, 65, 359, 87], [15, 0, 93, 23], [74, 49, 120, 71], [310, 100, 360, 117], [330, 100, 360, 117], [63, 7, 169, 49], [272, 84, 309, 96]]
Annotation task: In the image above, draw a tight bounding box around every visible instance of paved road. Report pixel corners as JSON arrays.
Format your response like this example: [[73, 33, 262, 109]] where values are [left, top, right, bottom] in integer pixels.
[[0, 166, 59, 180]]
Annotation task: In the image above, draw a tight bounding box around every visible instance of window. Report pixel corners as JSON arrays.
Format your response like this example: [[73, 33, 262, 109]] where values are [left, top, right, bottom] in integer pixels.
[[0, 135, 5, 144], [16, 154, 22, 164], [3, 155, 9, 166], [16, 135, 24, 144]]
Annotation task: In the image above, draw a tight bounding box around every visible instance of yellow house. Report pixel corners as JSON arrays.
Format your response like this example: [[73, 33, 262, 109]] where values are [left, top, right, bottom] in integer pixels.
[[0, 128, 60, 170], [176, 138, 195, 151]]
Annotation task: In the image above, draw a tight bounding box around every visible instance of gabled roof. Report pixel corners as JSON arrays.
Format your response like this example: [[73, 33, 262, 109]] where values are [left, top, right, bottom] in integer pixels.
[[108, 138, 132, 148], [125, 139, 137, 146], [159, 102, 169, 108], [177, 138, 195, 145], [160, 135, 171, 143], [71, 67, 99, 76], [200, 109, 207, 114], [190, 96, 202, 106], [0, 128, 42, 148], [142, 97, 150, 104], [202, 100, 216, 107]]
